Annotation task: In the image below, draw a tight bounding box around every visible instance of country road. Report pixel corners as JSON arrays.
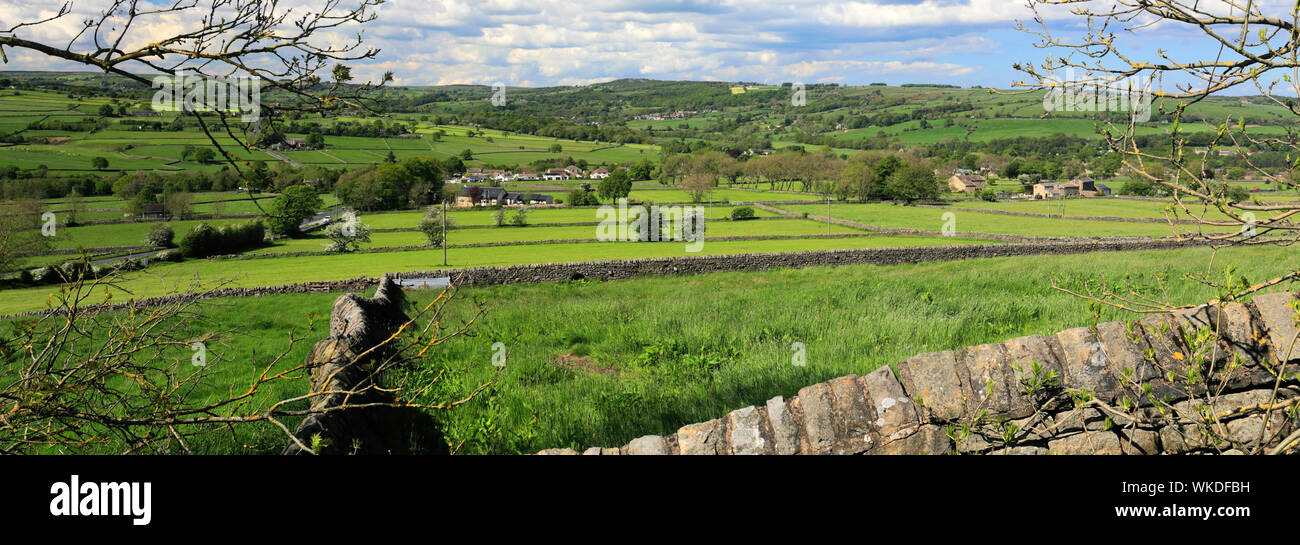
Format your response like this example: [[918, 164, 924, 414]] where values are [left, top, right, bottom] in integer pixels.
[[264, 149, 302, 168]]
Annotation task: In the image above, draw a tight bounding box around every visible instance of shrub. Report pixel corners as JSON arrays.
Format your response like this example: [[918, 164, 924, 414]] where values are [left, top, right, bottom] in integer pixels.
[[31, 266, 57, 284], [509, 207, 529, 226], [145, 223, 175, 248], [58, 261, 92, 282], [567, 189, 600, 206], [322, 216, 371, 253], [156, 249, 183, 262], [492, 208, 507, 227], [730, 206, 756, 220], [978, 188, 998, 202], [180, 220, 266, 257]]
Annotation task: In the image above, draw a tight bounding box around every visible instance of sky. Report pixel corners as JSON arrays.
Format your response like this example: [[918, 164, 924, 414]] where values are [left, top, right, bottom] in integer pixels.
[[0, 0, 1294, 93]]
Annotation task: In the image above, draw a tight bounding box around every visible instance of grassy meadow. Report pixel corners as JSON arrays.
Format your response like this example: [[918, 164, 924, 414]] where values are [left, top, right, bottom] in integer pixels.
[[24, 243, 1284, 454]]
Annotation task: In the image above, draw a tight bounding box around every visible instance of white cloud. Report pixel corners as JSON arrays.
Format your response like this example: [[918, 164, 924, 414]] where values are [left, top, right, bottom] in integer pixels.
[[6, 0, 1264, 88]]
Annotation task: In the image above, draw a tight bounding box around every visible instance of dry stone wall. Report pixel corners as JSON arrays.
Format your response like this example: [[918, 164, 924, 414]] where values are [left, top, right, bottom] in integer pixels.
[[540, 293, 1300, 455]]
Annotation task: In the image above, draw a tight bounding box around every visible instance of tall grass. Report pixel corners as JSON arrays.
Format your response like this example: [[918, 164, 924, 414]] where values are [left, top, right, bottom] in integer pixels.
[[408, 245, 1296, 454]]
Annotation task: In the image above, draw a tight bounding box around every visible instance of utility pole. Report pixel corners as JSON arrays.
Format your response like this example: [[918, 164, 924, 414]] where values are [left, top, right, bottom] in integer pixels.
[[441, 198, 448, 266], [827, 194, 831, 235]]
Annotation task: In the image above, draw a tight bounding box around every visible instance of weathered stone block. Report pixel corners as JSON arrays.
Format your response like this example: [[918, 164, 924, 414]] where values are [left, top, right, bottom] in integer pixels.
[[872, 425, 951, 455], [860, 367, 920, 437], [958, 342, 1022, 418], [1132, 315, 1203, 401], [765, 395, 800, 455], [538, 448, 579, 455], [677, 419, 724, 455], [897, 350, 970, 421], [828, 375, 876, 454], [1208, 303, 1267, 361], [1054, 327, 1121, 400], [1159, 421, 1230, 453], [956, 432, 993, 453], [1047, 431, 1123, 454], [987, 445, 1047, 455], [793, 383, 837, 454], [727, 406, 773, 455], [1225, 416, 1265, 447], [1116, 428, 1159, 455], [1094, 321, 1159, 388], [1253, 293, 1300, 365], [1051, 408, 1113, 434], [626, 435, 669, 455], [1003, 334, 1066, 413]]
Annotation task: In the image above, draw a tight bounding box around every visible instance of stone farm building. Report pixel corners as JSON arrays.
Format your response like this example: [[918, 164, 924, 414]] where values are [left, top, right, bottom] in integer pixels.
[[455, 186, 555, 207], [947, 174, 986, 194], [1032, 177, 1111, 199]]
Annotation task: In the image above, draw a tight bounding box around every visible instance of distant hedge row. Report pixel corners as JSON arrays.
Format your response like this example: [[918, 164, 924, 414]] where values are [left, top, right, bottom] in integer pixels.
[[179, 220, 267, 257]]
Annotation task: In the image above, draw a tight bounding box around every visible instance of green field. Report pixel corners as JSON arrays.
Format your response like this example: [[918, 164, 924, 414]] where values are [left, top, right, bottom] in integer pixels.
[[946, 197, 1245, 222], [410, 243, 1296, 453], [27, 242, 1281, 454], [0, 235, 992, 315], [777, 203, 1240, 238], [252, 218, 871, 253], [359, 205, 780, 229]]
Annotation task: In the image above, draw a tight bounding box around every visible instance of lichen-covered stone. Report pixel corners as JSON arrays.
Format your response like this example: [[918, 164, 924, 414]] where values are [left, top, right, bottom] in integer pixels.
[[872, 425, 951, 455], [1116, 428, 1160, 455], [828, 375, 876, 454], [677, 419, 723, 455], [765, 396, 800, 455], [1253, 293, 1300, 364], [1094, 320, 1158, 387], [898, 350, 969, 421], [727, 406, 772, 455], [1054, 327, 1120, 400], [794, 383, 837, 454], [987, 445, 1047, 455], [538, 448, 579, 455], [1003, 334, 1066, 413], [956, 343, 1016, 416], [1048, 431, 1123, 454], [626, 435, 669, 455], [860, 367, 920, 436]]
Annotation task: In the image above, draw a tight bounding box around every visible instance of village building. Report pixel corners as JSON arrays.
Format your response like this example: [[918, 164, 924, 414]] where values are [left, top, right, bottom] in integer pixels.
[[455, 186, 554, 208], [947, 174, 986, 193]]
